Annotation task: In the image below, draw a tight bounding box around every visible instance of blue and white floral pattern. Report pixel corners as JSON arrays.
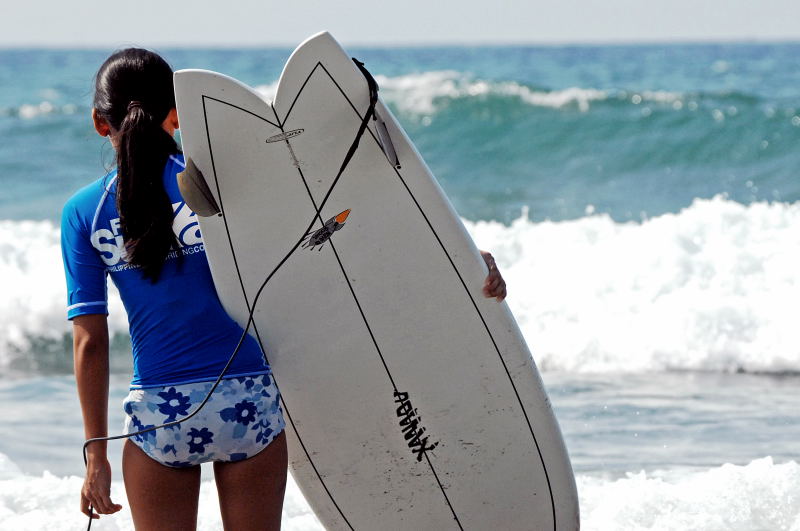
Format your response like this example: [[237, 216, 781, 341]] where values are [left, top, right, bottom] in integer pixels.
[[156, 387, 192, 421], [122, 374, 284, 468]]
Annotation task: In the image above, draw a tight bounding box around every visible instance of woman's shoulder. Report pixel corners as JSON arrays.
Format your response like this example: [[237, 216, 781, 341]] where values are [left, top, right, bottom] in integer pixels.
[[62, 170, 118, 228]]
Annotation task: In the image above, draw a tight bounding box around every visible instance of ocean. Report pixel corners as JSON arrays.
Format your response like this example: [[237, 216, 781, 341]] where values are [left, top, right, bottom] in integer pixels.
[[1, 43, 799, 530]]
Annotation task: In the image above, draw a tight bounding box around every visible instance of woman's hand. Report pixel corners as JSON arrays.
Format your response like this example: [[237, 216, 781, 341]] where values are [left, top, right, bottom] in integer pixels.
[[81, 456, 122, 518], [72, 315, 121, 518], [480, 251, 507, 301]]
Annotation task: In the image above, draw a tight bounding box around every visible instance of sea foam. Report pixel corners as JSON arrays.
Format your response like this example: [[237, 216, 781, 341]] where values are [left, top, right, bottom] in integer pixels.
[[466, 195, 800, 374], [0, 102, 80, 119], [257, 71, 614, 114], [374, 71, 609, 113], [577, 457, 800, 530], [0, 220, 127, 372], [2, 196, 798, 374], [0, 451, 318, 530], [0, 453, 797, 530]]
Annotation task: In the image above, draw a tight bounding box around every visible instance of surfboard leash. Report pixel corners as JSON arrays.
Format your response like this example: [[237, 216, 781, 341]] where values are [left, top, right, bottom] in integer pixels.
[[81, 58, 380, 530]]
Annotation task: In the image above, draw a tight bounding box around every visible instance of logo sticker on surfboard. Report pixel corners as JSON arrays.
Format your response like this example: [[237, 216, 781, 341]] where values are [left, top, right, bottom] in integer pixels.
[[394, 390, 439, 462], [302, 209, 351, 251], [266, 129, 304, 143]]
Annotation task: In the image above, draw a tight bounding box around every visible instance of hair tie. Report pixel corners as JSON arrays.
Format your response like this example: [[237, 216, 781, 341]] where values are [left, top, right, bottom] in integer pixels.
[[127, 100, 143, 112]]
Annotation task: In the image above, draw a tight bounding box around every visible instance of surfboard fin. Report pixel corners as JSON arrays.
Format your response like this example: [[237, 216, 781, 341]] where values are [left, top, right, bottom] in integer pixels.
[[374, 112, 401, 169], [177, 157, 221, 217]]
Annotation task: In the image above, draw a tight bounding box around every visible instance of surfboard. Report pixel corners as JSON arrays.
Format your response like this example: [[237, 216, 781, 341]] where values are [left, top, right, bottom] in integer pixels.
[[174, 31, 579, 530]]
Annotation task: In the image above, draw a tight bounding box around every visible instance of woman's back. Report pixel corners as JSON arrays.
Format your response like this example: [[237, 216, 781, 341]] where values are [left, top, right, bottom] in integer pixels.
[[62, 153, 268, 387]]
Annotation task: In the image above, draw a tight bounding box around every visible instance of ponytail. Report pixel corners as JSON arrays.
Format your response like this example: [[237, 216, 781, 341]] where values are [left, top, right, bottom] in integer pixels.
[[93, 49, 179, 281]]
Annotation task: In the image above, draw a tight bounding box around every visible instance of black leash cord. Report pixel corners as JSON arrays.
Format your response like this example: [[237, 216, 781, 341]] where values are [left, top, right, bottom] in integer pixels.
[[82, 58, 379, 530]]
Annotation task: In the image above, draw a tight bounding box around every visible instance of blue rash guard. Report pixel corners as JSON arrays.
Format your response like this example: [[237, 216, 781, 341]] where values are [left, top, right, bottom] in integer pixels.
[[61, 154, 269, 388]]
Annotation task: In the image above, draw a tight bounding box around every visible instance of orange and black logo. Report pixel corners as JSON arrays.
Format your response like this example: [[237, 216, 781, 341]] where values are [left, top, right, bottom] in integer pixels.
[[302, 209, 351, 251]]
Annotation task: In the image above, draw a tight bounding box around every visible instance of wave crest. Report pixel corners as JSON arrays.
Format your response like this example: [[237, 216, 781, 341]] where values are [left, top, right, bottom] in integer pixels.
[[257, 71, 778, 119], [4, 196, 799, 375], [0, 220, 128, 373], [375, 71, 609, 113], [258, 71, 648, 114], [465, 196, 800, 373]]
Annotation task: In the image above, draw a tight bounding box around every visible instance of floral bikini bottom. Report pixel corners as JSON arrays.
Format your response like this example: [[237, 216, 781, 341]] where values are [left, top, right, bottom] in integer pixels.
[[122, 373, 285, 468]]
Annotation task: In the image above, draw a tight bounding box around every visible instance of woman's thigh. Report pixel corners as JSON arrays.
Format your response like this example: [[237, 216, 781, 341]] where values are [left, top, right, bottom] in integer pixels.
[[122, 439, 201, 531], [213, 431, 288, 531]]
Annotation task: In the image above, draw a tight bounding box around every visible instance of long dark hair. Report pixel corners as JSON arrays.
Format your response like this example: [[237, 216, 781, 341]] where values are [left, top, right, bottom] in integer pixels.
[[93, 48, 179, 281]]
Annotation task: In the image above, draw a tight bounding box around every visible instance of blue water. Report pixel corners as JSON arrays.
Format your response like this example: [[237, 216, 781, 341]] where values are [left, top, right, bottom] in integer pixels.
[[1, 44, 800, 529], [2, 44, 799, 223]]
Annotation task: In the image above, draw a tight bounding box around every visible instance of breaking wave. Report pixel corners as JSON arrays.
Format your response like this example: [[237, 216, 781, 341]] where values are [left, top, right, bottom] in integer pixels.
[[3, 195, 799, 375]]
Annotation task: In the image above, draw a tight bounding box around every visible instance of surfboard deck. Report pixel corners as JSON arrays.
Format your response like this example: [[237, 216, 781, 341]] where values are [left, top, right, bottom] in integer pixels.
[[174, 31, 579, 530]]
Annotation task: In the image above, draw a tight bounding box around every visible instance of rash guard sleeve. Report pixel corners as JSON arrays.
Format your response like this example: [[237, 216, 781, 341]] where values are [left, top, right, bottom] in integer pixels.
[[61, 188, 109, 320]]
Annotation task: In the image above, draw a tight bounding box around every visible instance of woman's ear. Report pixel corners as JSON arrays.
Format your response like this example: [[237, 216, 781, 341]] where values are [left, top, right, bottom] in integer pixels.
[[163, 108, 179, 133], [92, 108, 111, 137]]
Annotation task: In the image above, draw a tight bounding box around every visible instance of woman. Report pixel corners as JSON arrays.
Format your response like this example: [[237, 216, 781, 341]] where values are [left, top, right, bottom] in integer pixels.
[[62, 48, 506, 530]]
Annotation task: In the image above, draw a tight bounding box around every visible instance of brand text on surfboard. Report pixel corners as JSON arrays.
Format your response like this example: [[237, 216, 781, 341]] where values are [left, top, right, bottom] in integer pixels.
[[394, 391, 439, 461]]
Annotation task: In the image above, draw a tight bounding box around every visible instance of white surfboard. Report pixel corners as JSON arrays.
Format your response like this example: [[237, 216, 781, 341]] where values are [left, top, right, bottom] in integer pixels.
[[174, 31, 579, 530]]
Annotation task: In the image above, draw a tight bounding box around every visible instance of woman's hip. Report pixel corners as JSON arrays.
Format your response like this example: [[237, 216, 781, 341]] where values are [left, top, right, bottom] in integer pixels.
[[122, 373, 285, 468]]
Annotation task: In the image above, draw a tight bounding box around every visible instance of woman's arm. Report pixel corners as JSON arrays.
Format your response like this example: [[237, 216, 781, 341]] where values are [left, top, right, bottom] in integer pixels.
[[72, 314, 122, 519]]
